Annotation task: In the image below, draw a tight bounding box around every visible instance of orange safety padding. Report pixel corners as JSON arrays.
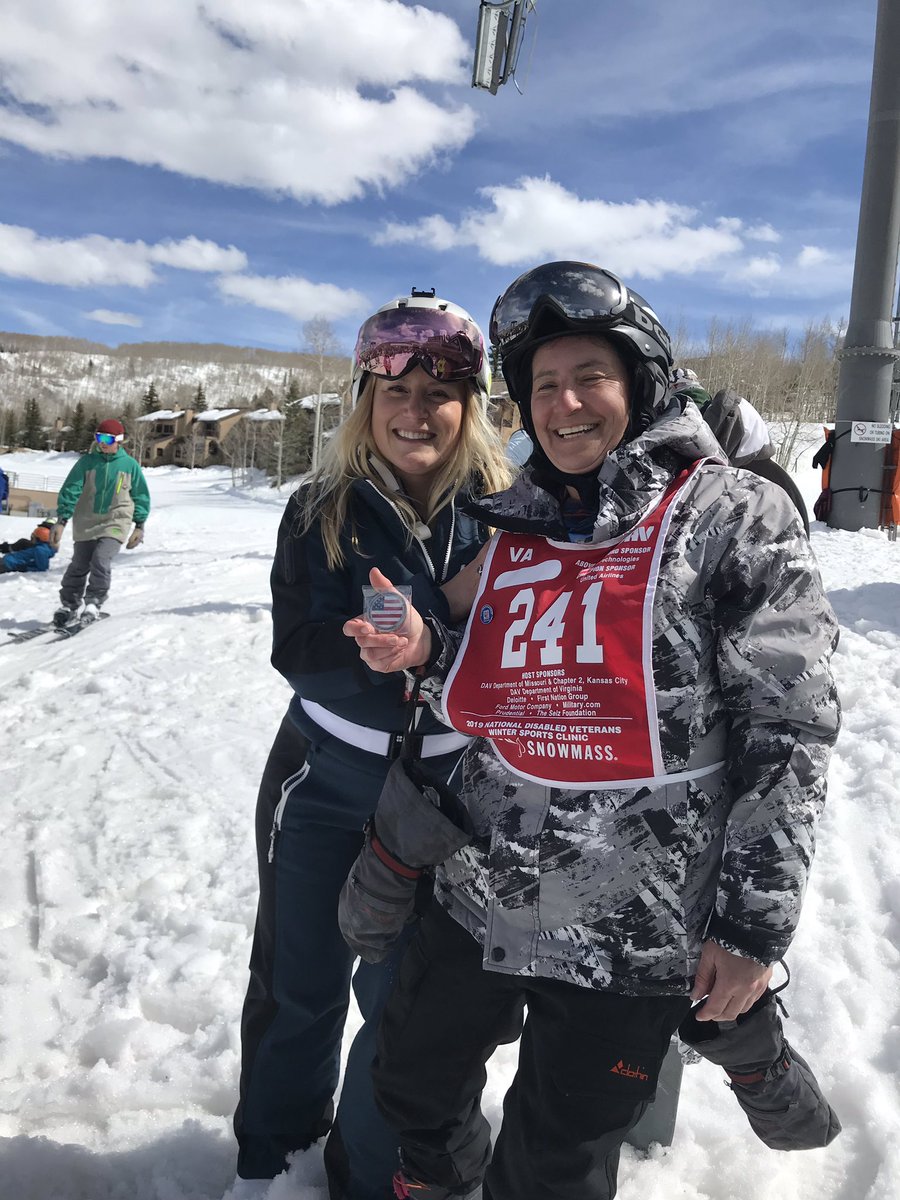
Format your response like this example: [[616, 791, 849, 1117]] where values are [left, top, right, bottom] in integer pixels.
[[880, 429, 900, 527], [820, 425, 833, 490]]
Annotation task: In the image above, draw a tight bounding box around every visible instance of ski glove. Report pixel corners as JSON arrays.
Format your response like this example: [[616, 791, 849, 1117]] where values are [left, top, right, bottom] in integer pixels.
[[338, 755, 474, 963], [679, 986, 841, 1150], [49, 521, 66, 550], [125, 525, 144, 550]]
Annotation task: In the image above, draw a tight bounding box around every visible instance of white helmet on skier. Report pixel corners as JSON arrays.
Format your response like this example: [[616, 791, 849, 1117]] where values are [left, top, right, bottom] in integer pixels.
[[351, 289, 491, 408]]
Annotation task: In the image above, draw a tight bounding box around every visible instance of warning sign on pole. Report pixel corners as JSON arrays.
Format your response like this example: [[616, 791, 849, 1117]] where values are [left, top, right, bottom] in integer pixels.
[[850, 421, 893, 444]]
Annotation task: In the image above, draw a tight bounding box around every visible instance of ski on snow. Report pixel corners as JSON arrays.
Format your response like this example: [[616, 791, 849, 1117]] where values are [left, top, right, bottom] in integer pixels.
[[4, 624, 57, 645], [5, 611, 110, 646], [51, 611, 111, 640]]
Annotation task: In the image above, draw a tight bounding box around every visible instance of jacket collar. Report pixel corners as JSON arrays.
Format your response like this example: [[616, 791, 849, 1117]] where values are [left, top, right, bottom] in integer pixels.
[[355, 456, 433, 540], [470, 397, 726, 543]]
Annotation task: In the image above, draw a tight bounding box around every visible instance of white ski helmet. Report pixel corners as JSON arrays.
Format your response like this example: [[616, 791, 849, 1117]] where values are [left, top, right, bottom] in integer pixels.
[[351, 289, 491, 408]]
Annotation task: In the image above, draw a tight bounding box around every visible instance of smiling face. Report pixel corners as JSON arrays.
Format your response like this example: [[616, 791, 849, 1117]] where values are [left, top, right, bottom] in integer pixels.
[[370, 365, 466, 502], [530, 335, 631, 476]]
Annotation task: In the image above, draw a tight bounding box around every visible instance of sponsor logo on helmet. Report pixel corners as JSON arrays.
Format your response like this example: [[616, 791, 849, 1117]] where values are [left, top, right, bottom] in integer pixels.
[[627, 295, 672, 356]]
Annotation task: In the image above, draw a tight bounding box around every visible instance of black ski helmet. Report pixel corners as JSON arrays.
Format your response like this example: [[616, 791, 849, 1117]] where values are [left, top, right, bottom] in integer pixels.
[[489, 261, 674, 445]]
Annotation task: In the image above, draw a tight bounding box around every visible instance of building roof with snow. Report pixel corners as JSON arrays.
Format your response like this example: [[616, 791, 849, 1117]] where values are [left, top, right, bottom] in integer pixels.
[[193, 409, 241, 422], [296, 392, 342, 411], [245, 408, 285, 422], [136, 409, 186, 422]]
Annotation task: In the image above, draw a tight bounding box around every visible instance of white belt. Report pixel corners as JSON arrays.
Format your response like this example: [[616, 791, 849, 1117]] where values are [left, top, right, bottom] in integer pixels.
[[299, 698, 472, 759]]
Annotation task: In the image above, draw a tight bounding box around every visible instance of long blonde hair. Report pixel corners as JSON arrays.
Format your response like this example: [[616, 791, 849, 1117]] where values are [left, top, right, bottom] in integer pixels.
[[297, 375, 512, 570]]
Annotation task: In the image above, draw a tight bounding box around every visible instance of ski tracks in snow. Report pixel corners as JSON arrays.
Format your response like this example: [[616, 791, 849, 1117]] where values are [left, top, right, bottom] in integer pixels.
[[0, 470, 295, 1198]]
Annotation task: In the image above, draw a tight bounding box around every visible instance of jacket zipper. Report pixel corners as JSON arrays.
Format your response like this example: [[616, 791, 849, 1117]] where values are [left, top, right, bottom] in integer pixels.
[[267, 761, 311, 863], [95, 454, 123, 515], [411, 508, 455, 583], [363, 479, 456, 583]]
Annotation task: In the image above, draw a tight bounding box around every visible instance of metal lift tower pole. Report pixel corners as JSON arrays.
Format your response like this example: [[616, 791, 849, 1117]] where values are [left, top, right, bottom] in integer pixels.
[[828, 0, 900, 531]]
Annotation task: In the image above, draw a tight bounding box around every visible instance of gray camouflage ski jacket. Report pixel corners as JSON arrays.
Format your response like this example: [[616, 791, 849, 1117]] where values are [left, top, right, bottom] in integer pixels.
[[422, 397, 840, 996]]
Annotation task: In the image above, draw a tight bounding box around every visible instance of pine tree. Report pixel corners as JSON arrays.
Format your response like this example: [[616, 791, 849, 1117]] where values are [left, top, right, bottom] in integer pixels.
[[489, 342, 502, 383], [280, 376, 308, 474], [71, 401, 86, 450], [281, 402, 314, 477], [86, 412, 100, 442], [193, 381, 207, 412], [20, 396, 44, 449], [141, 381, 159, 414]]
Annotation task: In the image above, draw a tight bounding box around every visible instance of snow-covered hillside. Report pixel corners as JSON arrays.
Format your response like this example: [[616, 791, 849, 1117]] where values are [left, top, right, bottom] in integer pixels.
[[0, 340, 345, 429], [0, 451, 898, 1200]]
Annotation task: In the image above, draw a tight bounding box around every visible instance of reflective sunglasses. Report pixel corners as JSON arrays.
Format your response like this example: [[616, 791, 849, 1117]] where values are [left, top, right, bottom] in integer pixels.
[[95, 432, 123, 445], [354, 308, 483, 383], [490, 262, 630, 356]]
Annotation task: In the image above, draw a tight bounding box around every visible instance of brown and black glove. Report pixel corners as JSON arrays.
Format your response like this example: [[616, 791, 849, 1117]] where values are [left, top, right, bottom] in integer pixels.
[[125, 525, 144, 550]]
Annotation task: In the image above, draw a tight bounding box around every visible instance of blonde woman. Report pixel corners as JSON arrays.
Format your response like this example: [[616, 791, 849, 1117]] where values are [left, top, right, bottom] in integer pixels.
[[232, 294, 511, 1200]]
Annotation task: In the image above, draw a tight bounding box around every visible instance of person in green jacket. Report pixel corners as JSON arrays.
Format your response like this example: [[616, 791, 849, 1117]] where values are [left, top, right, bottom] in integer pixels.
[[49, 418, 151, 626]]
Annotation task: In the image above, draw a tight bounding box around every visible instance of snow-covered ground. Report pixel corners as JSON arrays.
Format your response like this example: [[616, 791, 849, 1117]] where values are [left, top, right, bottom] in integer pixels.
[[1, 441, 898, 1200]]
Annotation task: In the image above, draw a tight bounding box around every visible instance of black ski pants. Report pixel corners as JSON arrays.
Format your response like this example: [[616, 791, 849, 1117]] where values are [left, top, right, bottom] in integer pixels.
[[373, 902, 691, 1200]]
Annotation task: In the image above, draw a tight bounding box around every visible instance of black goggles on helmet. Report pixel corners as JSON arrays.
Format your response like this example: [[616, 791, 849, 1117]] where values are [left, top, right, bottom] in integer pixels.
[[354, 308, 484, 383], [490, 262, 638, 358]]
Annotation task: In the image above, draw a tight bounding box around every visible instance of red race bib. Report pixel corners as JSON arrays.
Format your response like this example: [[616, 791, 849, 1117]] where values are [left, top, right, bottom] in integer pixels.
[[444, 466, 703, 788]]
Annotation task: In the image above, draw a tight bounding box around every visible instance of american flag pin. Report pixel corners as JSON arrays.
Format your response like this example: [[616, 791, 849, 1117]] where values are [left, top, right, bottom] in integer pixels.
[[365, 589, 409, 632]]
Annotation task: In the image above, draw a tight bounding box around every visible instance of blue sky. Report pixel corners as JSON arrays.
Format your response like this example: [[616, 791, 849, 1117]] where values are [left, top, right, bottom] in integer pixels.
[[0, 0, 879, 356]]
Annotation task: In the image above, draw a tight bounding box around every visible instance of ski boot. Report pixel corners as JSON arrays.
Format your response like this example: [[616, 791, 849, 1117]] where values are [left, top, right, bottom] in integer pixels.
[[52, 602, 81, 628], [80, 602, 101, 625], [678, 967, 841, 1150]]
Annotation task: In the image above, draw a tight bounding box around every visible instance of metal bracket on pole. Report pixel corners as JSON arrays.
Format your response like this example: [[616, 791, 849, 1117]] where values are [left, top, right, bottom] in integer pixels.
[[836, 345, 900, 360]]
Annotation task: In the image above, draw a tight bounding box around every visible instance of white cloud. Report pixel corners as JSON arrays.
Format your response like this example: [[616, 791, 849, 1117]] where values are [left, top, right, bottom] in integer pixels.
[[734, 256, 782, 281], [217, 273, 368, 321], [375, 177, 746, 276], [0, 1, 476, 203], [0, 224, 157, 287], [0, 224, 250, 288], [745, 224, 781, 244], [148, 237, 247, 273], [796, 245, 830, 268], [84, 309, 143, 327], [722, 244, 851, 299], [375, 176, 856, 303]]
